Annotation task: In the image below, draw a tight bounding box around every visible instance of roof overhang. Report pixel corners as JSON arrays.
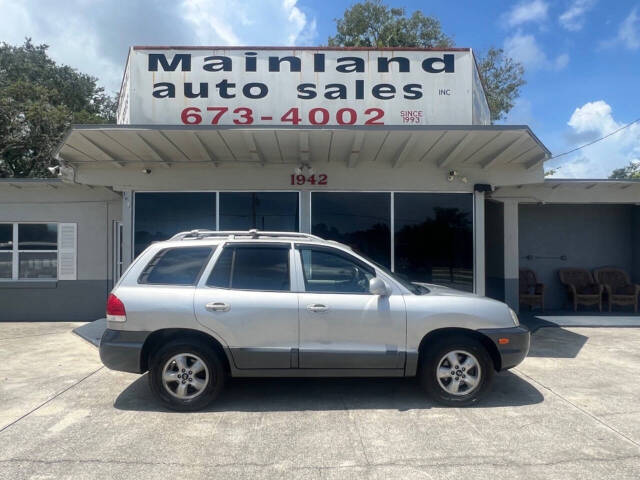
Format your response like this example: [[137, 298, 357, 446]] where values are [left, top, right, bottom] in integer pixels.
[[492, 179, 640, 204], [56, 124, 551, 172]]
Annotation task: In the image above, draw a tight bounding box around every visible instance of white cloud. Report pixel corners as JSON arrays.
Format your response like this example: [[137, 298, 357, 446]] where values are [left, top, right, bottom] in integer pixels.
[[559, 0, 596, 31], [601, 7, 640, 50], [0, 0, 318, 93], [503, 0, 549, 28], [549, 101, 640, 178], [504, 32, 569, 71], [553, 52, 570, 70], [618, 7, 640, 49]]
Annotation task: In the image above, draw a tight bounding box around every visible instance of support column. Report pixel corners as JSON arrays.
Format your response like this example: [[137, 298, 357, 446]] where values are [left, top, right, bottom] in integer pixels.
[[121, 190, 134, 268], [473, 191, 486, 296], [503, 199, 519, 311], [300, 190, 311, 233]]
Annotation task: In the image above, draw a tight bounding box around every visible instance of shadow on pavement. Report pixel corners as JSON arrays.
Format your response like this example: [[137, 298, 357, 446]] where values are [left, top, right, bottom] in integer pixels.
[[114, 370, 543, 413], [527, 327, 589, 359]]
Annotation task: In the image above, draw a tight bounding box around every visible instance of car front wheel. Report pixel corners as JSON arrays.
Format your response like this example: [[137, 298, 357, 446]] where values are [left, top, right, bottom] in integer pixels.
[[420, 336, 493, 406], [148, 340, 225, 411]]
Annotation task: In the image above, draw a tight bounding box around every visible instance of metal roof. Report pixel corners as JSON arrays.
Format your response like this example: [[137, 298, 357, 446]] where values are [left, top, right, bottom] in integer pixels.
[[56, 124, 551, 172]]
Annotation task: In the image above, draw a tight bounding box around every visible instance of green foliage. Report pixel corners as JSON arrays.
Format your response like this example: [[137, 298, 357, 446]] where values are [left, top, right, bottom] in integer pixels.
[[609, 161, 640, 179], [328, 0, 452, 48], [0, 39, 117, 178], [328, 1, 525, 122], [476, 47, 526, 122]]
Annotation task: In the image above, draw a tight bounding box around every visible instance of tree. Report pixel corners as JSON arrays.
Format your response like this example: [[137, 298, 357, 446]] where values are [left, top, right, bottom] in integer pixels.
[[0, 39, 116, 178], [476, 48, 525, 123], [328, 1, 452, 48], [609, 161, 640, 179], [328, 1, 525, 122]]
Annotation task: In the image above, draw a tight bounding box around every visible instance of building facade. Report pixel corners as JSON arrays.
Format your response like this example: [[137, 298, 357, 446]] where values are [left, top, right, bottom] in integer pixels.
[[1, 47, 638, 321]]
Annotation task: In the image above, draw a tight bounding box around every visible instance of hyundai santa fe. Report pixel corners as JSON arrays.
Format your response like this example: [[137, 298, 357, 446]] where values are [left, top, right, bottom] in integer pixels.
[[100, 229, 529, 411]]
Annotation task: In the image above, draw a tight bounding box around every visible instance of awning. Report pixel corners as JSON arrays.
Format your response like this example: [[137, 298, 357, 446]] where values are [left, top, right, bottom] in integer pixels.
[[56, 124, 551, 171]]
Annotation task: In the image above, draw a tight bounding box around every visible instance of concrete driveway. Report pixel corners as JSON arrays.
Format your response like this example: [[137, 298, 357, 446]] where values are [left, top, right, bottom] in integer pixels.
[[1, 323, 639, 479]]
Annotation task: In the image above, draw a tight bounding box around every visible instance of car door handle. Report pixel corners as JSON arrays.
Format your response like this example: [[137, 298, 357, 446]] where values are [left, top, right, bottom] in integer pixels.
[[205, 302, 230, 312], [307, 304, 328, 313]]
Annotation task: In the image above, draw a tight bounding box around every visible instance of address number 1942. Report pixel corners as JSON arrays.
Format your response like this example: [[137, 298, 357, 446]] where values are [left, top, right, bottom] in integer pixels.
[[290, 174, 327, 185]]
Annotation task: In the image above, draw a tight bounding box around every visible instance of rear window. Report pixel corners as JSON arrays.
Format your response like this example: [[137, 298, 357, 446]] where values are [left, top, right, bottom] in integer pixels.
[[207, 245, 290, 291], [138, 247, 213, 285]]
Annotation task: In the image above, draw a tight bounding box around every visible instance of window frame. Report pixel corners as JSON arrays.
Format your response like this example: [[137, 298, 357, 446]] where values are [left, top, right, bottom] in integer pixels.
[[203, 242, 295, 293], [0, 222, 59, 282], [137, 246, 215, 286], [294, 244, 377, 295], [133, 190, 302, 257], [310, 191, 476, 293]]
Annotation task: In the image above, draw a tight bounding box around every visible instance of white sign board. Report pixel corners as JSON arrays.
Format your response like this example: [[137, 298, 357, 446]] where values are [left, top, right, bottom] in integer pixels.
[[118, 47, 489, 126]]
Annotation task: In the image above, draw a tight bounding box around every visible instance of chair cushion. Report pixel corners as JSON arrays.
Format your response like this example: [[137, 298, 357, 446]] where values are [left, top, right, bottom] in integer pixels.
[[562, 270, 592, 289], [598, 270, 628, 290], [576, 284, 600, 295], [613, 285, 636, 295]]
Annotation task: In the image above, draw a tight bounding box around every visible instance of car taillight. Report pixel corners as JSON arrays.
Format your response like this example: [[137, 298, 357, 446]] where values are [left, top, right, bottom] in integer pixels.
[[106, 293, 126, 322]]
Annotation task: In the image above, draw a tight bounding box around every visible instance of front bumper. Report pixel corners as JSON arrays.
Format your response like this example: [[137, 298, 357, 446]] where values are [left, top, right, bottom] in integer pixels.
[[479, 325, 530, 370], [99, 329, 150, 374]]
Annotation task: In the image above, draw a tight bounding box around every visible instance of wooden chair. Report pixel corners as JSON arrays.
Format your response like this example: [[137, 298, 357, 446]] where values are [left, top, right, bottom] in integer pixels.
[[558, 268, 603, 312], [593, 267, 640, 313], [519, 268, 544, 311]]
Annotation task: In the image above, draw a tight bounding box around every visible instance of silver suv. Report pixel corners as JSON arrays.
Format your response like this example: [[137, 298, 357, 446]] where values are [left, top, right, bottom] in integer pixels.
[[100, 230, 529, 411]]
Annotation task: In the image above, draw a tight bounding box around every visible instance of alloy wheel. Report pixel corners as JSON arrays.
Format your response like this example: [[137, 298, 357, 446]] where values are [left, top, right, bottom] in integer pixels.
[[162, 353, 210, 399], [436, 350, 481, 396]]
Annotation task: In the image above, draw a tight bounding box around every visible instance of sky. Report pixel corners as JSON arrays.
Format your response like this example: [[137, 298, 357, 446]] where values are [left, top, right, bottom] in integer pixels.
[[1, 0, 639, 179]]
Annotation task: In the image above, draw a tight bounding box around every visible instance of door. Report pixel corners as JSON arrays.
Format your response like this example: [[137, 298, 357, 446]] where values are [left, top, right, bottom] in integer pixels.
[[295, 245, 406, 369], [194, 243, 298, 369]]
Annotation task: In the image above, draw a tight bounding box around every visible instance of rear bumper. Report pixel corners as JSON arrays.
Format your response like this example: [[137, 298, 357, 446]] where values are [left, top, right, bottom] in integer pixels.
[[99, 329, 150, 374], [479, 325, 530, 370]]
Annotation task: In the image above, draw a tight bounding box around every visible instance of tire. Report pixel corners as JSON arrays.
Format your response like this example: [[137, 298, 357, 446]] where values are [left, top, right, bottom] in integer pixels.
[[148, 339, 226, 411], [419, 336, 494, 406]]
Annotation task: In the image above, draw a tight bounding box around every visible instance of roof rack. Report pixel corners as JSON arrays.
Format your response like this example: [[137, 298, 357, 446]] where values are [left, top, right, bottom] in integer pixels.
[[169, 229, 323, 241]]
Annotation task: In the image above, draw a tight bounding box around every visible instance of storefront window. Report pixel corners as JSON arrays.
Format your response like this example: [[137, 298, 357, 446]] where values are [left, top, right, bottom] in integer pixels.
[[0, 223, 58, 280], [394, 193, 473, 291], [219, 192, 299, 231], [134, 193, 216, 256], [311, 192, 391, 268], [0, 224, 13, 279]]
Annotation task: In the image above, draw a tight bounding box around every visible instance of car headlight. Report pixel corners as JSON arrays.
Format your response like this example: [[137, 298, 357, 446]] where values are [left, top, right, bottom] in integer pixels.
[[509, 308, 520, 326]]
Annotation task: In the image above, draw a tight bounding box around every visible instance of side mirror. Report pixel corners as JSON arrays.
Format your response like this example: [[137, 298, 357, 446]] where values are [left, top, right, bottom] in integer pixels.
[[369, 277, 390, 296]]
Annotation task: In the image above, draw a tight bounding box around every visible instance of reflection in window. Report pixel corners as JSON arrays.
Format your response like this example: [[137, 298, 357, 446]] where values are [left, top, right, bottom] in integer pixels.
[[134, 193, 216, 257], [299, 247, 375, 294], [219, 192, 299, 231], [0, 224, 11, 279], [394, 193, 473, 291], [19, 252, 57, 279], [139, 247, 213, 285], [207, 245, 290, 291], [19, 224, 58, 279], [18, 224, 57, 250], [311, 192, 391, 268]]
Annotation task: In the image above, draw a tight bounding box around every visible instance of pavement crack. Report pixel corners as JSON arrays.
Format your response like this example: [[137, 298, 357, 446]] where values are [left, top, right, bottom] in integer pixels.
[[514, 367, 640, 450], [2, 453, 639, 471], [0, 366, 104, 434], [0, 332, 71, 342], [339, 394, 371, 466]]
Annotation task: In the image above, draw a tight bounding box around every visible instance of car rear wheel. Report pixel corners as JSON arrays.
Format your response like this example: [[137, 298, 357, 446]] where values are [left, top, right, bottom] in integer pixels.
[[148, 340, 225, 411], [420, 336, 493, 406]]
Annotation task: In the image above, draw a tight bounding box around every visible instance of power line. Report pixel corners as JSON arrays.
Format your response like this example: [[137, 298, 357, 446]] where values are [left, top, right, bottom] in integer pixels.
[[551, 117, 640, 160]]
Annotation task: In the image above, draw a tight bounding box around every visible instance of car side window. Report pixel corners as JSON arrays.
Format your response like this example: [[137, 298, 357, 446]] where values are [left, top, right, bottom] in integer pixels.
[[207, 244, 291, 291], [298, 246, 375, 294], [138, 247, 214, 285]]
